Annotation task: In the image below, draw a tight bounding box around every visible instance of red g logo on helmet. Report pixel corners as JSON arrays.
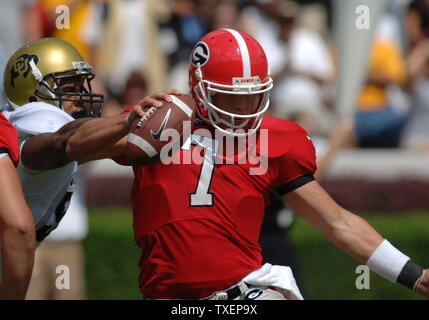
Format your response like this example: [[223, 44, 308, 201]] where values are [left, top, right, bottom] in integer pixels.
[[188, 29, 273, 137]]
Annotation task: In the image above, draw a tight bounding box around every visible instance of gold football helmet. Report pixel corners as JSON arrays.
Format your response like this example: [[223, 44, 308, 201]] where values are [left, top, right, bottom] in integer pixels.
[[3, 37, 103, 118]]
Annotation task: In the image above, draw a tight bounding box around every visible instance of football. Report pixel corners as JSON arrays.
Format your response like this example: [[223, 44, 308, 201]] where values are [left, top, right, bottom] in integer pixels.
[[126, 94, 196, 166]]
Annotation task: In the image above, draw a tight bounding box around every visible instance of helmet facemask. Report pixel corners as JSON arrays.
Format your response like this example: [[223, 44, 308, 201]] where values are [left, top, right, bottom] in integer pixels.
[[193, 64, 273, 137], [31, 61, 104, 119]]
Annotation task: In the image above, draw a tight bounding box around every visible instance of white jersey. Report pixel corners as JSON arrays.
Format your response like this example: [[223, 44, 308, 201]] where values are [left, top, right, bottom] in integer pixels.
[[2, 102, 77, 243]]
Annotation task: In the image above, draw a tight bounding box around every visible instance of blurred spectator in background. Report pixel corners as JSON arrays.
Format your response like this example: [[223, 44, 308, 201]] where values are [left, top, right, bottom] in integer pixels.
[[268, 0, 336, 136], [209, 0, 243, 31], [0, 0, 30, 53], [401, 0, 429, 153], [304, 115, 356, 181], [26, 165, 89, 300], [354, 12, 409, 148], [119, 71, 148, 108], [96, 0, 168, 96], [23, 0, 104, 90], [0, 0, 32, 103], [0, 42, 8, 104], [240, 0, 286, 79], [284, 111, 356, 193], [23, 0, 100, 63], [159, 0, 209, 91]]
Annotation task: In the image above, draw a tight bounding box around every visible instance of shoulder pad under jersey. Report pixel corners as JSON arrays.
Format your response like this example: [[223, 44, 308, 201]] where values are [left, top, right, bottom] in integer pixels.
[[1, 102, 74, 138]]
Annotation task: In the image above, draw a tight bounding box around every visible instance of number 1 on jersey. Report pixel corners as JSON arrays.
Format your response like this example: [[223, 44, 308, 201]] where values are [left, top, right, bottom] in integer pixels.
[[183, 134, 219, 206]]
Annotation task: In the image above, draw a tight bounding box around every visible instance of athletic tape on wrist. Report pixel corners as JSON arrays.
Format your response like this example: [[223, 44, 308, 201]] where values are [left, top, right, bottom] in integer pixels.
[[366, 239, 409, 283], [412, 270, 425, 292]]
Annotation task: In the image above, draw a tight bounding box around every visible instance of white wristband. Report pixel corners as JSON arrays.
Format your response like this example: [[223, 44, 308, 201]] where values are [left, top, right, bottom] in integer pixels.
[[366, 239, 409, 283]]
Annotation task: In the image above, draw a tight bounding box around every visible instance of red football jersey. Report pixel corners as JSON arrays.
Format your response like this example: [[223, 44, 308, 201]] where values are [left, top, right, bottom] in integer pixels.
[[0, 113, 19, 167], [117, 107, 316, 299]]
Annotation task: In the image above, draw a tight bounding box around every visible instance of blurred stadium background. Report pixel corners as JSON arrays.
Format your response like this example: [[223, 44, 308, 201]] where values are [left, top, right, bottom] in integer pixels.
[[1, 0, 429, 299]]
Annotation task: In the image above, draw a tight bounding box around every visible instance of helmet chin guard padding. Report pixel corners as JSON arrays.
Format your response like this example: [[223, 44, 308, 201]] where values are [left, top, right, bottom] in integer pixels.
[[189, 29, 273, 137]]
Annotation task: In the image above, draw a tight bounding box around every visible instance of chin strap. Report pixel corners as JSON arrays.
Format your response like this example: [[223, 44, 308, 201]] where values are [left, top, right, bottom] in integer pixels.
[[29, 59, 43, 82], [30, 58, 58, 104], [71, 108, 89, 119]]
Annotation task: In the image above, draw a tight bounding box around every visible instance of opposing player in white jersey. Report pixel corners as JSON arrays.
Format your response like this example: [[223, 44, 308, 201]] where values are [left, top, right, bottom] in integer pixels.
[[1, 38, 104, 244]]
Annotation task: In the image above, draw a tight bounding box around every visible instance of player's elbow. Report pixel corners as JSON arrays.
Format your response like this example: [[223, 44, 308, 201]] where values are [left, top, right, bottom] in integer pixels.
[[1, 215, 36, 250], [14, 222, 36, 251]]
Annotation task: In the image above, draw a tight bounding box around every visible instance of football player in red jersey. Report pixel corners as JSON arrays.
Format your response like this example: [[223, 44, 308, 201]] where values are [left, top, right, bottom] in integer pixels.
[[67, 29, 429, 299], [0, 113, 36, 299]]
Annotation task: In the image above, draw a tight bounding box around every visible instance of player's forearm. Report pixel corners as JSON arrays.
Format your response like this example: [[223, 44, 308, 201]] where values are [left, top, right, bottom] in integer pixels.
[[0, 227, 35, 299], [21, 118, 93, 170], [284, 181, 384, 264], [325, 208, 384, 264], [313, 207, 426, 294], [66, 114, 129, 162]]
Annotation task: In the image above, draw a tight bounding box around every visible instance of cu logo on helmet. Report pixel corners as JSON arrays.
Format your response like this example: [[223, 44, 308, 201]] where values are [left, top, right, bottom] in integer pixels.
[[191, 42, 209, 67], [10, 54, 38, 88]]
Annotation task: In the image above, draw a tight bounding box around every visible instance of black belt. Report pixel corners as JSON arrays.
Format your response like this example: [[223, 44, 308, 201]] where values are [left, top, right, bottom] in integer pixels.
[[201, 281, 265, 300], [225, 282, 249, 299]]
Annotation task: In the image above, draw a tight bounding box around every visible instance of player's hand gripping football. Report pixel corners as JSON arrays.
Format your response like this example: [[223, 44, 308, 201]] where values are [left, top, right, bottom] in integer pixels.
[[125, 89, 183, 129], [415, 269, 429, 298]]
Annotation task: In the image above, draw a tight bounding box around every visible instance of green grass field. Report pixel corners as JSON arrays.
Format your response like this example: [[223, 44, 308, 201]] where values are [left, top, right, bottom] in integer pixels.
[[289, 212, 429, 300], [84, 208, 141, 300], [84, 208, 429, 300]]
